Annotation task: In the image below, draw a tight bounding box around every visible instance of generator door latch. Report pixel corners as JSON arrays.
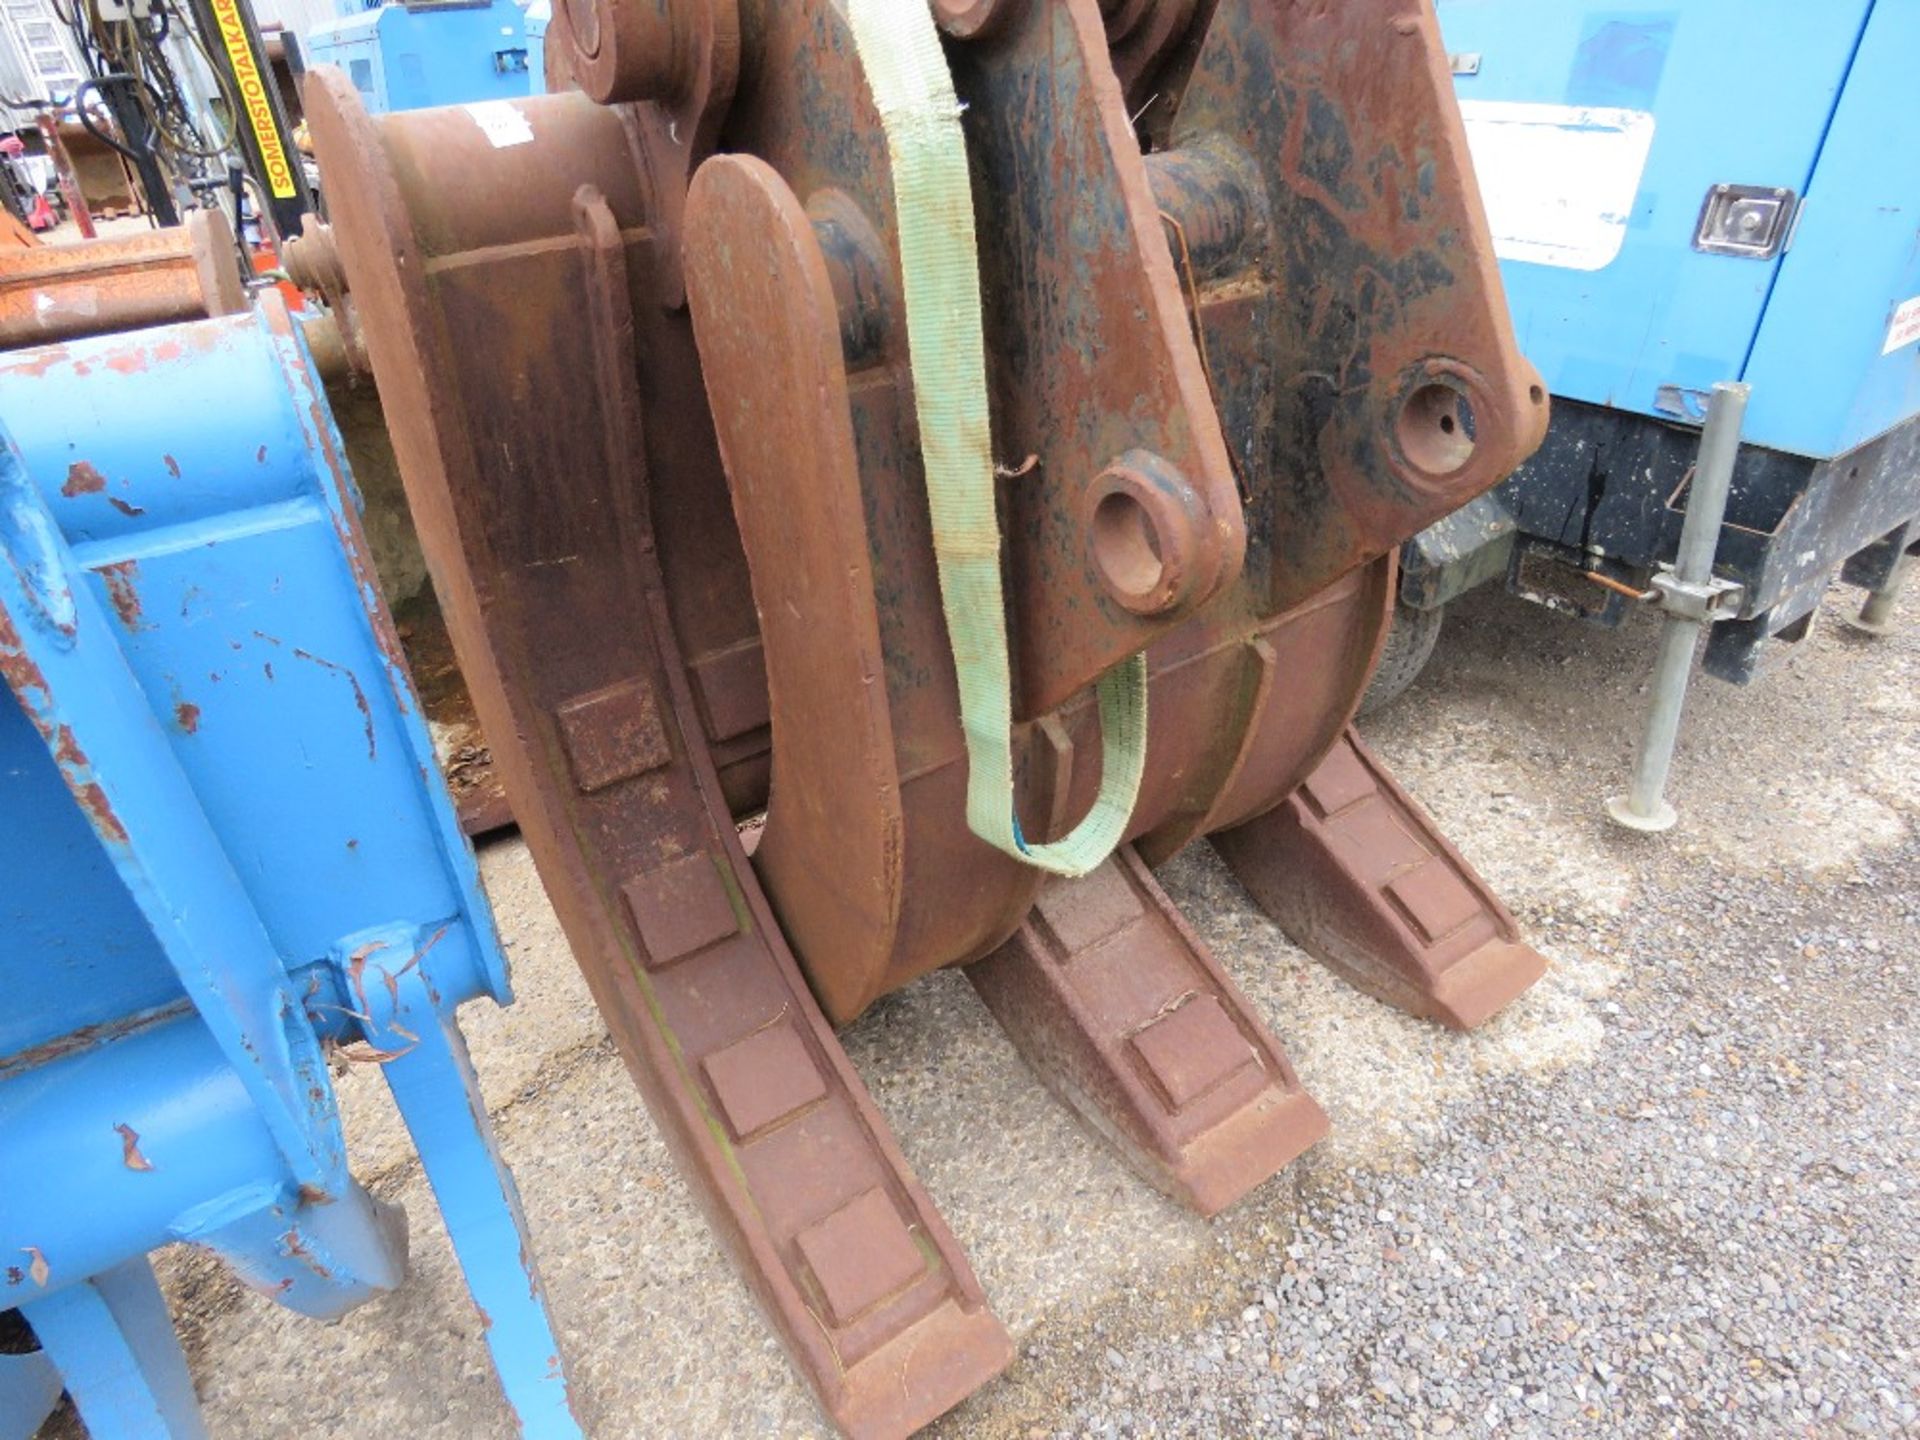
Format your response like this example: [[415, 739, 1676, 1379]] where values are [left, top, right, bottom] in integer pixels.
[[1693, 184, 1797, 259]]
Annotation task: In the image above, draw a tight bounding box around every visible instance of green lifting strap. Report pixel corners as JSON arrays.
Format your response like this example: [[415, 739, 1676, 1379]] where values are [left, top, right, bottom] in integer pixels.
[[846, 0, 1149, 879]]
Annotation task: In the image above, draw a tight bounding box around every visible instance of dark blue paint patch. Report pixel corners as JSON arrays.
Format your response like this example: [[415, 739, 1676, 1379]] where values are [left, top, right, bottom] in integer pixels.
[[1568, 14, 1676, 110]]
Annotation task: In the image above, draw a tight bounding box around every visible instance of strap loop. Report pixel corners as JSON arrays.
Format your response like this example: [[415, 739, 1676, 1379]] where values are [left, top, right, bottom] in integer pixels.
[[845, 0, 1148, 878]]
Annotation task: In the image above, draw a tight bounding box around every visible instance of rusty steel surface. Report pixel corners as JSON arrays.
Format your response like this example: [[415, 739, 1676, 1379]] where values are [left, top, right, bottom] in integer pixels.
[[1147, 0, 1550, 616], [303, 75, 1009, 1438], [0, 210, 246, 349], [968, 845, 1328, 1215], [52, 119, 140, 219], [395, 589, 516, 837], [680, 0, 1544, 1026], [1214, 728, 1549, 1030], [937, 0, 1248, 714], [298, 0, 1553, 1431]]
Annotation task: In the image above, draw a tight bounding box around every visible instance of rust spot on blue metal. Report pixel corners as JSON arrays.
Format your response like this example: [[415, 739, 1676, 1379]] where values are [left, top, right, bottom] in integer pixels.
[[303, 396, 413, 679], [4, 344, 72, 380], [108, 496, 147, 517], [114, 1122, 155, 1171], [297, 645, 376, 759], [282, 1228, 334, 1280], [252, 629, 377, 758], [76, 782, 128, 843], [99, 559, 145, 629], [0, 610, 42, 699], [62, 460, 106, 497], [95, 336, 187, 377], [54, 725, 90, 771], [175, 700, 202, 733], [345, 938, 387, 1013], [0, 1001, 192, 1083], [50, 722, 130, 843], [163, 454, 182, 478]]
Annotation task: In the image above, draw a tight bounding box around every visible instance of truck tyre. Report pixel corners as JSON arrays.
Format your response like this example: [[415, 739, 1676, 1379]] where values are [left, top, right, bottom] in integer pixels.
[[1359, 601, 1444, 716]]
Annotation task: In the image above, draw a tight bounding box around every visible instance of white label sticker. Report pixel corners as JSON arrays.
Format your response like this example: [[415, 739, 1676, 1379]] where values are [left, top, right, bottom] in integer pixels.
[[1458, 101, 1656, 272], [465, 100, 534, 149], [1883, 295, 1920, 356]]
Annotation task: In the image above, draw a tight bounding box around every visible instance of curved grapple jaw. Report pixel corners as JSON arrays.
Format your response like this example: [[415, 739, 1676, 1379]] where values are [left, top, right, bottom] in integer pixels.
[[300, 1, 1548, 1432]]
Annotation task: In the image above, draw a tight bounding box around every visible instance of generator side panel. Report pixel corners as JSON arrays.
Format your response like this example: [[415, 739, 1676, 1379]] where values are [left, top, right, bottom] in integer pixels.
[[372, 1, 534, 112], [1740, 0, 1920, 458], [1436, 0, 1869, 430], [304, 15, 389, 113]]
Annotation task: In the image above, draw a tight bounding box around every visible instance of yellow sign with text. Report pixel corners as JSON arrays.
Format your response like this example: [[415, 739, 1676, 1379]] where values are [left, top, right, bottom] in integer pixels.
[[210, 0, 295, 198]]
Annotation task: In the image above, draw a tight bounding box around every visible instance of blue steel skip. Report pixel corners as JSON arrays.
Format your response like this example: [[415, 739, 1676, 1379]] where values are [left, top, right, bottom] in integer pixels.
[[0, 294, 580, 1439]]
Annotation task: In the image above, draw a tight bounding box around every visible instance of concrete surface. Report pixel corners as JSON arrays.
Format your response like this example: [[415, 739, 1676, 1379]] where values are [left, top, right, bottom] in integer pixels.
[[37, 578, 1919, 1438]]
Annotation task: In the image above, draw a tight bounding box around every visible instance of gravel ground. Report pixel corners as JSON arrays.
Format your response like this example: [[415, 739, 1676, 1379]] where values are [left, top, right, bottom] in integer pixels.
[[42, 577, 1916, 1439], [979, 842, 1919, 1439], [949, 582, 1920, 1440]]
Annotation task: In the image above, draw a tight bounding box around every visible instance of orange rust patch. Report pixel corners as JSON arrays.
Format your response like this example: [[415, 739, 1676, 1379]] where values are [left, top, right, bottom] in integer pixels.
[[175, 700, 202, 733], [5, 346, 70, 379], [296, 643, 375, 758], [53, 723, 84, 769], [282, 1229, 334, 1281], [78, 781, 128, 843], [50, 724, 129, 839], [108, 496, 146, 517], [114, 1122, 155, 1171], [62, 460, 107, 496], [0, 610, 47, 699], [100, 560, 145, 628]]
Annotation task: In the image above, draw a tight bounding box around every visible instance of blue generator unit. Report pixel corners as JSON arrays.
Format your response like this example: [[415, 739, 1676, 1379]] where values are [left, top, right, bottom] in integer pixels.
[[1389, 0, 1920, 698], [304, 0, 539, 114]]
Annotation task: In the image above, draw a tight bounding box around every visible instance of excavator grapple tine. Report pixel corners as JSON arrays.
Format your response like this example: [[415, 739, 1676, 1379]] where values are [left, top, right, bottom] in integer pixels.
[[301, 74, 1010, 1440], [968, 847, 1328, 1216], [1213, 728, 1547, 1030], [598, 640, 1014, 1438]]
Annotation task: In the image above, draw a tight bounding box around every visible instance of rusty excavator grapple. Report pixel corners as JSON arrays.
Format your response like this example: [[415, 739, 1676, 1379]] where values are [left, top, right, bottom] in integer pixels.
[[291, 0, 1552, 1431]]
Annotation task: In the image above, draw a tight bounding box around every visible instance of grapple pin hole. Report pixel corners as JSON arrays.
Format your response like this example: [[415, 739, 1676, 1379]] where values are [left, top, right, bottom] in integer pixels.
[[1396, 381, 1477, 477]]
